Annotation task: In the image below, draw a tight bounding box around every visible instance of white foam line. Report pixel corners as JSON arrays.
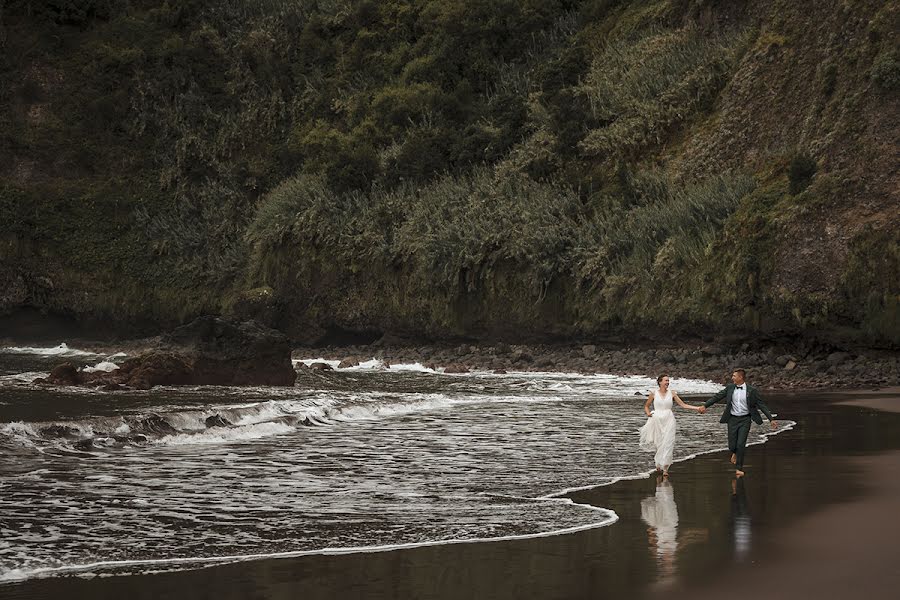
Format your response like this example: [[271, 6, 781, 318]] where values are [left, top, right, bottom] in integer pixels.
[[0, 498, 617, 584], [541, 419, 797, 498], [1, 343, 99, 357]]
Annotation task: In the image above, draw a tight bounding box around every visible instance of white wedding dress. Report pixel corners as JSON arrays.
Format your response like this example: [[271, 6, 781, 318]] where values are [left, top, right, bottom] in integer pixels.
[[639, 389, 677, 470]]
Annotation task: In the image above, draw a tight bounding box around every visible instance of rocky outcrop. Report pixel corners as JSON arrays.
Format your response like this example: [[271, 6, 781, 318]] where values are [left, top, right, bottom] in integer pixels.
[[161, 316, 296, 386], [38, 317, 296, 389]]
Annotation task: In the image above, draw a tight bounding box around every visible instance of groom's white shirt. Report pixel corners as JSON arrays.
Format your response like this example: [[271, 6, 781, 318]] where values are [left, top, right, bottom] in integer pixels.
[[731, 385, 749, 416]]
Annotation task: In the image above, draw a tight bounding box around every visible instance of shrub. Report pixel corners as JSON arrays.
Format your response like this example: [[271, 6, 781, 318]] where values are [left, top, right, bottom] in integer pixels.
[[577, 27, 747, 161], [871, 50, 900, 91], [788, 152, 817, 195]]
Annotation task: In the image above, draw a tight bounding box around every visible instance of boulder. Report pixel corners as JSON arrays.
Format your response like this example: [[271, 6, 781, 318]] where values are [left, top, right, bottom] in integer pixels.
[[338, 357, 360, 369], [581, 344, 597, 358], [774, 354, 792, 367], [511, 350, 533, 364], [309, 362, 333, 371], [46, 363, 81, 386], [205, 415, 232, 428], [826, 352, 851, 366], [443, 364, 470, 374], [534, 357, 555, 369], [657, 350, 675, 363], [114, 353, 193, 389], [784, 360, 797, 371]]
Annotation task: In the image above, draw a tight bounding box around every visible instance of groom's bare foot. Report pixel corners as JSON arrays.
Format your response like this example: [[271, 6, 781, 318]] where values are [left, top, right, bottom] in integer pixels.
[[735, 469, 745, 478], [730, 453, 737, 465]]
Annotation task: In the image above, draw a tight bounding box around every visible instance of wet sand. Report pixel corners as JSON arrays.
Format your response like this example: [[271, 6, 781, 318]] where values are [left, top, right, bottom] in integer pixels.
[[2, 390, 899, 600]]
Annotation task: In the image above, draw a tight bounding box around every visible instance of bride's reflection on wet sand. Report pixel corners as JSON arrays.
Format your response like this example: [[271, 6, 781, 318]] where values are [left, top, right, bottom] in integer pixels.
[[642, 475, 708, 585]]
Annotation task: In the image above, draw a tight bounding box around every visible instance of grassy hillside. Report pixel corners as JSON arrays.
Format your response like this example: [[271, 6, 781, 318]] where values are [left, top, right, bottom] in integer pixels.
[[1, 0, 897, 346]]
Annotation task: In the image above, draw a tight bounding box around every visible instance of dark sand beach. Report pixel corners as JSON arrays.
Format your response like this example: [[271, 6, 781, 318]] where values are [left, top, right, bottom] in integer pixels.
[[2, 389, 898, 600]]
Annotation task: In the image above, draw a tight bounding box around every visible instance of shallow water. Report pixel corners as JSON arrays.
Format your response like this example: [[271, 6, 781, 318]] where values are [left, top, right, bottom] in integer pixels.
[[0, 345, 788, 583]]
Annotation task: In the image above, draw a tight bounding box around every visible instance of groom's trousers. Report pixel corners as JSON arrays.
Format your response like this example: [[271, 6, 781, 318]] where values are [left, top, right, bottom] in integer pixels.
[[727, 415, 752, 469]]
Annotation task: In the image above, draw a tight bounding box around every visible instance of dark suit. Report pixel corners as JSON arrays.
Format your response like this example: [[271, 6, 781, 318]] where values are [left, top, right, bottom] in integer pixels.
[[704, 384, 773, 470]]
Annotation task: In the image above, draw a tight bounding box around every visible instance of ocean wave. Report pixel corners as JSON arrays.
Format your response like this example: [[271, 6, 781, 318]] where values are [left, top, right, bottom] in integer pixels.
[[82, 361, 120, 373], [0, 497, 618, 584], [0, 372, 48, 384], [0, 343, 99, 358], [0, 391, 498, 451]]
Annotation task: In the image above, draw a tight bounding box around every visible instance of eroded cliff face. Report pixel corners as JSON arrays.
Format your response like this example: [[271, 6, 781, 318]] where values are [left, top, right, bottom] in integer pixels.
[[1, 0, 897, 346]]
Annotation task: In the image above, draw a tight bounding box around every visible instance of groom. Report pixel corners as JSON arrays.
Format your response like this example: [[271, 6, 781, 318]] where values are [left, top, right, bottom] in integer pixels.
[[698, 369, 777, 477]]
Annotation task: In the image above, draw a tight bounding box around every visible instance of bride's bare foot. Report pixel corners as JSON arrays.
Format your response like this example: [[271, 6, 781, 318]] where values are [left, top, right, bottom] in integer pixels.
[[730, 453, 737, 465], [735, 469, 745, 478]]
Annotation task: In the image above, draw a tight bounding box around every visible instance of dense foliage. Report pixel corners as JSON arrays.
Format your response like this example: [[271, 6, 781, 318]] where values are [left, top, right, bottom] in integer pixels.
[[1, 0, 897, 344]]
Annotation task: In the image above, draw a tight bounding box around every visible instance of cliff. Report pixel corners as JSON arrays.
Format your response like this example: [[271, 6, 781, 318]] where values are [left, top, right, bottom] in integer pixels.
[[1, 0, 897, 347]]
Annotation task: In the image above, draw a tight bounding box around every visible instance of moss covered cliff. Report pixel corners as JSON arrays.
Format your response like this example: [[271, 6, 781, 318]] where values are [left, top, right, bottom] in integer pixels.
[[1, 0, 897, 346]]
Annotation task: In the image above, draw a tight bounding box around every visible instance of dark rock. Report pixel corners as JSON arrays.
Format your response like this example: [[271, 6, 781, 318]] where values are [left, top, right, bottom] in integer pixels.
[[511, 350, 533, 363], [495, 342, 511, 355], [46, 363, 81, 386], [40, 425, 80, 438], [534, 357, 555, 369], [582, 344, 597, 358], [117, 353, 193, 389], [309, 362, 333, 371], [444, 364, 470, 374], [43, 318, 295, 390], [493, 369, 507, 374], [136, 415, 177, 435], [338, 357, 360, 369], [163, 316, 296, 386], [205, 415, 232, 428], [827, 351, 851, 366], [784, 360, 797, 371], [774, 354, 792, 367], [74, 439, 95, 451]]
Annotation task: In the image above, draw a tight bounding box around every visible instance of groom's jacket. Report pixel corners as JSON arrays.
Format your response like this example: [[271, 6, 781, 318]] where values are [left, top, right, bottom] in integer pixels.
[[704, 384, 773, 425]]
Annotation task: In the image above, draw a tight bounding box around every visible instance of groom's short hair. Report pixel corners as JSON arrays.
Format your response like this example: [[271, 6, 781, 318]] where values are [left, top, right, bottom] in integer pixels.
[[733, 368, 747, 379]]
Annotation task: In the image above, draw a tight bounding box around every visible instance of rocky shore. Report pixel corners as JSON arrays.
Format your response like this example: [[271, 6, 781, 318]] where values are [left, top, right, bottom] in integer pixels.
[[36, 317, 296, 390], [294, 340, 899, 391]]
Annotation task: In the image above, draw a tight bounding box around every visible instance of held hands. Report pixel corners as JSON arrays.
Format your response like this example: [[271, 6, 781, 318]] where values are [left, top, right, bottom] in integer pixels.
[[697, 405, 707, 415], [770, 420, 778, 429]]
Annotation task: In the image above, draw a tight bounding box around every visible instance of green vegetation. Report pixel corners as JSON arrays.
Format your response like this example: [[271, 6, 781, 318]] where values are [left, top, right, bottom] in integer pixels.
[[1, 0, 897, 345]]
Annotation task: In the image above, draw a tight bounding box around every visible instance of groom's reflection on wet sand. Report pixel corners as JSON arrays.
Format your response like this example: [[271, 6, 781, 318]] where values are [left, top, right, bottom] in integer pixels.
[[731, 477, 751, 561], [642, 475, 708, 585]]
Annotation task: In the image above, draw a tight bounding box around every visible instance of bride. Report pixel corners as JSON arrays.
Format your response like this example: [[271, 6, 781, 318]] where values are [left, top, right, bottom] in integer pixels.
[[639, 374, 702, 477]]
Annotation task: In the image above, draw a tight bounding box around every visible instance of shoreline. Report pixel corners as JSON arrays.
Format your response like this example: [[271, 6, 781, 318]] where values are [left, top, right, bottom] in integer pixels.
[[3, 336, 897, 392], [2, 390, 898, 598], [290, 342, 899, 392]]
